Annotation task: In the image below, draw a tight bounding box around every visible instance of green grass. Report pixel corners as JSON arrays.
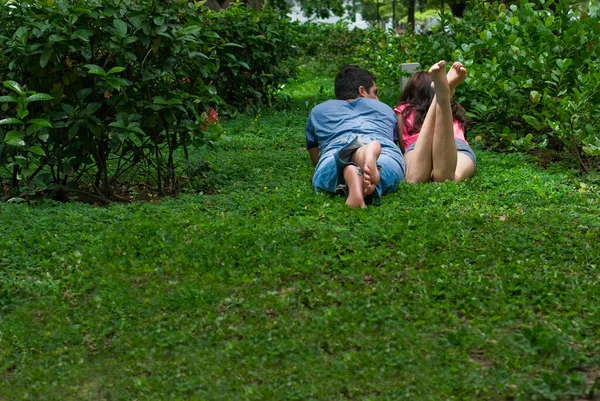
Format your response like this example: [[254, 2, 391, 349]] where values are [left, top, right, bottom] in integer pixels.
[[2, 65, 600, 401]]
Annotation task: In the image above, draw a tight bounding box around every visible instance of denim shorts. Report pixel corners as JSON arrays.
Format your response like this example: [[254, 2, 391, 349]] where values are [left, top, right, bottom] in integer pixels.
[[405, 138, 477, 167], [312, 134, 405, 201]]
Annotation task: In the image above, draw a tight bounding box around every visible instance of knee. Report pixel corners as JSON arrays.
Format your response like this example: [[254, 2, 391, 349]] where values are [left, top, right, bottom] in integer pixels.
[[405, 171, 430, 184]]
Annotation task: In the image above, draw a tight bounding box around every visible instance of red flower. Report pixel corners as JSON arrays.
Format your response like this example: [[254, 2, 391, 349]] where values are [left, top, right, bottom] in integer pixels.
[[182, 77, 191, 84], [205, 108, 218, 124]]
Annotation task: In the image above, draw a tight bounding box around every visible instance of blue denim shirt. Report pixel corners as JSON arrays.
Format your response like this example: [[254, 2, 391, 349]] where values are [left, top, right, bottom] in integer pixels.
[[305, 98, 399, 155]]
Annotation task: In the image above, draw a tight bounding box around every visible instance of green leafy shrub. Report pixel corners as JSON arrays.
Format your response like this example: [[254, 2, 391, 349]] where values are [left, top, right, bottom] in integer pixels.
[[0, 0, 298, 201], [362, 0, 600, 169], [455, 0, 600, 169], [0, 81, 54, 202], [292, 21, 368, 65], [210, 3, 298, 110]]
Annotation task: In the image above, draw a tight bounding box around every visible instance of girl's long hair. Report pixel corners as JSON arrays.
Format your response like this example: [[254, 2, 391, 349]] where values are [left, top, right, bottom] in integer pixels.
[[398, 71, 468, 136]]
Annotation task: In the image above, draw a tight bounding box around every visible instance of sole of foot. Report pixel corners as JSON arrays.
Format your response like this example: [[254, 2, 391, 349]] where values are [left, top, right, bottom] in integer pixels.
[[362, 141, 381, 188], [447, 61, 467, 95], [428, 61, 451, 99]]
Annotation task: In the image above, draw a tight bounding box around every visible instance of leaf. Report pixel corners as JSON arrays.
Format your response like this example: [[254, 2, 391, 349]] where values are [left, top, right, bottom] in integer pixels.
[[0, 96, 18, 103], [28, 145, 46, 156], [77, 88, 93, 100], [523, 115, 541, 128], [85, 102, 102, 115], [5, 130, 25, 146], [83, 64, 106, 76], [13, 26, 29, 42], [40, 48, 53, 68], [71, 29, 94, 42], [224, 42, 244, 48], [3, 81, 23, 95], [38, 132, 49, 143], [122, 36, 138, 45], [239, 61, 250, 70], [128, 126, 145, 135], [529, 91, 541, 103], [113, 19, 128, 36], [203, 31, 221, 39], [109, 121, 127, 129], [178, 25, 203, 36], [105, 77, 131, 90], [49, 34, 66, 43], [68, 119, 84, 139], [61, 103, 76, 115], [17, 108, 29, 119], [189, 51, 209, 60], [0, 118, 24, 125], [107, 66, 126, 75], [28, 119, 53, 127], [26, 93, 54, 103]]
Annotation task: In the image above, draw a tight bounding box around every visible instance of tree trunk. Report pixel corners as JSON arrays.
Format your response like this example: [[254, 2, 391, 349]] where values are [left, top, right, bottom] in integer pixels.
[[407, 0, 415, 31], [450, 0, 467, 17]]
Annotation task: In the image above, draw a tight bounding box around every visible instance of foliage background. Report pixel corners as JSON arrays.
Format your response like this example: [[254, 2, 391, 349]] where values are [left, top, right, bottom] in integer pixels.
[[0, 0, 297, 201], [2, 66, 600, 400]]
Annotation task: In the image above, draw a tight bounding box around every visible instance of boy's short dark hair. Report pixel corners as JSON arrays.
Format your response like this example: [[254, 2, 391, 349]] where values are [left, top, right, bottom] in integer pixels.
[[334, 65, 376, 100]]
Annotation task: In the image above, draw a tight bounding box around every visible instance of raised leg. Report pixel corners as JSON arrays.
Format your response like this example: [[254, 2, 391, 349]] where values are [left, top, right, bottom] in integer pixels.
[[429, 61, 456, 183], [446, 62, 474, 182], [404, 61, 447, 183]]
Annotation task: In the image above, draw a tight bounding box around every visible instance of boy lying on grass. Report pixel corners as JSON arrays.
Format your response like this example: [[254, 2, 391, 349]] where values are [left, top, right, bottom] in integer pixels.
[[305, 65, 406, 208]]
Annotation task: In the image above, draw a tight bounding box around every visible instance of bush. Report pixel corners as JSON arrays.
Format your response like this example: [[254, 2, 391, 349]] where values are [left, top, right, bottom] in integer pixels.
[[360, 0, 600, 169], [211, 3, 298, 110], [0, 0, 298, 202], [292, 21, 368, 65]]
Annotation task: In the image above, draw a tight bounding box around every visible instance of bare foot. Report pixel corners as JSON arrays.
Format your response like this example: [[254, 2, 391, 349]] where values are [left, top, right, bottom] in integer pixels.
[[344, 165, 366, 208], [346, 192, 366, 208], [354, 141, 381, 189], [364, 183, 376, 196], [428, 60, 450, 99], [447, 61, 467, 95]]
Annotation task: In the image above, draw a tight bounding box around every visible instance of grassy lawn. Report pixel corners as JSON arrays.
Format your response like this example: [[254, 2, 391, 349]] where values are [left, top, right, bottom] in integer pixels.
[[1, 65, 600, 401]]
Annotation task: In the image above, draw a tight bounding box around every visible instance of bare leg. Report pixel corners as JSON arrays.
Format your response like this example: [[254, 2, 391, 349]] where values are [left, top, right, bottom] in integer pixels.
[[405, 61, 472, 183], [446, 62, 474, 182], [344, 165, 366, 208], [429, 61, 457, 183], [404, 61, 447, 183], [455, 153, 475, 182]]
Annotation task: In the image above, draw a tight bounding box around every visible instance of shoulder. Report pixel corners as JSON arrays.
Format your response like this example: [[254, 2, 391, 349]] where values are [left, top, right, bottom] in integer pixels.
[[310, 99, 348, 115], [355, 98, 395, 115], [393, 104, 407, 114]]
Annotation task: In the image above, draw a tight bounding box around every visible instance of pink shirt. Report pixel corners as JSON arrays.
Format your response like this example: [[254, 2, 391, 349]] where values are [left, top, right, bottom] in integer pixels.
[[394, 104, 467, 150]]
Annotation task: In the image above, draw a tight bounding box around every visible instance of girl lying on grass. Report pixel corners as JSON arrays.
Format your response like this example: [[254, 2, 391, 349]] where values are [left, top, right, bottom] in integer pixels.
[[394, 61, 476, 183]]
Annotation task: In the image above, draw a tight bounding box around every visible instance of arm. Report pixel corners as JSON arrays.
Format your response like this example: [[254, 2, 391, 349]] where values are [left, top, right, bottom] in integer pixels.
[[396, 114, 405, 153], [308, 147, 319, 166]]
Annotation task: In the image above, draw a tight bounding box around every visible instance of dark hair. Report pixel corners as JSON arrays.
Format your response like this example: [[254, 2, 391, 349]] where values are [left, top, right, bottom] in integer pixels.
[[334, 65, 376, 100], [398, 71, 468, 136]]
